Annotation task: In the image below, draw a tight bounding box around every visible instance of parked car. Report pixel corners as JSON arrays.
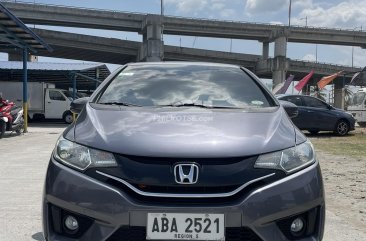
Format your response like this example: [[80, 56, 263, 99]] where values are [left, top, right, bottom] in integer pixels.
[[44, 62, 325, 241], [277, 94, 355, 135]]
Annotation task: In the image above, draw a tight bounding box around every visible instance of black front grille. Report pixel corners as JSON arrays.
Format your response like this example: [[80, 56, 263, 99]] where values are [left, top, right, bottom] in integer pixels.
[[106, 226, 263, 241], [120, 155, 253, 165], [85, 154, 284, 205]]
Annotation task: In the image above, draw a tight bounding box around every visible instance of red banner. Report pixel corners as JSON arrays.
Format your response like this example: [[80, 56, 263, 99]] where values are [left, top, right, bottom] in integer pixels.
[[294, 70, 314, 92]]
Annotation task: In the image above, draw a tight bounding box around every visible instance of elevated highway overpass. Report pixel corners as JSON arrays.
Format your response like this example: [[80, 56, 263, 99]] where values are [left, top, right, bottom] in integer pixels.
[[3, 1, 366, 47], [3, 28, 359, 84], [3, 1, 366, 89]]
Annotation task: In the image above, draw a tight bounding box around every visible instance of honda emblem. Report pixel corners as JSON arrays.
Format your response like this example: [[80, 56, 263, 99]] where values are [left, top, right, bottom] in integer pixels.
[[174, 163, 199, 184]]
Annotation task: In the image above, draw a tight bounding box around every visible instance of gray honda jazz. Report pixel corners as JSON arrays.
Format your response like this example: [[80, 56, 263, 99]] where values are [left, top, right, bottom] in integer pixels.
[[43, 62, 325, 241]]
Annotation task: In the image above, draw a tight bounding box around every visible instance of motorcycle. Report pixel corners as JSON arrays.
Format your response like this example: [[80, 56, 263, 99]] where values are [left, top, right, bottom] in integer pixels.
[[0, 97, 24, 139]]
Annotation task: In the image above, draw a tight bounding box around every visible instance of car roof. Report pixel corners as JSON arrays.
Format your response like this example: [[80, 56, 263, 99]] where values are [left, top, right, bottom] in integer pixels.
[[277, 94, 329, 103], [278, 94, 312, 99]]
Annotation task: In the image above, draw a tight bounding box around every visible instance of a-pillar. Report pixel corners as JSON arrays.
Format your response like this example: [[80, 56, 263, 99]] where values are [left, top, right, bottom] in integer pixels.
[[272, 36, 288, 87], [139, 15, 164, 62]]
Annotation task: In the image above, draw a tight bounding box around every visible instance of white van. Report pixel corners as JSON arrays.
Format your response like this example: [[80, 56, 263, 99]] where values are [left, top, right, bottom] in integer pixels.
[[0, 81, 79, 123]]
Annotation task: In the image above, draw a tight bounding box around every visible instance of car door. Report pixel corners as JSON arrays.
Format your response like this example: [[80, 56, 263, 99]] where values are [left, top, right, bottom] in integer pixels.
[[302, 96, 337, 130], [279, 96, 308, 129]]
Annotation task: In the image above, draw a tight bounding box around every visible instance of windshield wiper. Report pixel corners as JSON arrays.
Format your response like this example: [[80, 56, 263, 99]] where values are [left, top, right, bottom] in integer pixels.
[[99, 102, 142, 107], [157, 103, 240, 109]]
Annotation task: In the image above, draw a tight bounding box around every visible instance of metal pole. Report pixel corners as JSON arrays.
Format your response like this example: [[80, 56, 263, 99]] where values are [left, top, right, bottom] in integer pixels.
[[160, 0, 164, 41], [72, 74, 76, 100], [288, 0, 292, 27], [72, 74, 77, 122], [352, 46, 354, 68], [300, 16, 308, 27], [22, 48, 28, 133], [96, 68, 100, 89], [315, 44, 318, 63], [192, 37, 197, 48]]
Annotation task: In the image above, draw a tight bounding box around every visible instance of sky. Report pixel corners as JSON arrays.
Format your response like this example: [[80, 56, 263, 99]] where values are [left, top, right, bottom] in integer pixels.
[[2, 0, 366, 75]]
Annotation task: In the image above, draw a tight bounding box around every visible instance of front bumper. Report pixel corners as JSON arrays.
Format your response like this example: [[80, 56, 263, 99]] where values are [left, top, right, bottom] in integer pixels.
[[43, 158, 325, 241]]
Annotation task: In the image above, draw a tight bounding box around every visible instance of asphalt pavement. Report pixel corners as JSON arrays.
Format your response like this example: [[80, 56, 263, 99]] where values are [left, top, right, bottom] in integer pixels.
[[0, 124, 365, 241]]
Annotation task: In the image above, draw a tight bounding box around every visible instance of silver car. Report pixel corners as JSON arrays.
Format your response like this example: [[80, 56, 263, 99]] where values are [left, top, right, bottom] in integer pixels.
[[43, 62, 325, 241]]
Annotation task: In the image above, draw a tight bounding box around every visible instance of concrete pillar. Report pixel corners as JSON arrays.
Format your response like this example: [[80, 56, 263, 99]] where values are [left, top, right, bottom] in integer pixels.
[[274, 36, 287, 57], [262, 42, 269, 60], [8, 52, 38, 62], [334, 79, 345, 109], [272, 36, 288, 87], [139, 15, 164, 62], [273, 70, 287, 87]]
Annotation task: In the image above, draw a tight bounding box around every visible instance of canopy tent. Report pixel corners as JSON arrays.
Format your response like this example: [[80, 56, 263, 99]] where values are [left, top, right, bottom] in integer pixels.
[[0, 2, 49, 131]]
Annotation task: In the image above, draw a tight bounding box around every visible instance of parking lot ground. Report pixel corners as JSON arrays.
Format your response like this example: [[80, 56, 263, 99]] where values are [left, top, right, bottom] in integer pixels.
[[0, 125, 365, 241], [0, 124, 66, 241], [308, 129, 366, 240]]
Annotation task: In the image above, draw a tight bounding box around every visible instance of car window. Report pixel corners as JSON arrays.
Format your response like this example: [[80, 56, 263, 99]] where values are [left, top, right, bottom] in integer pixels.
[[62, 90, 83, 100], [97, 64, 275, 108], [49, 90, 66, 101], [303, 97, 328, 109], [281, 96, 304, 106]]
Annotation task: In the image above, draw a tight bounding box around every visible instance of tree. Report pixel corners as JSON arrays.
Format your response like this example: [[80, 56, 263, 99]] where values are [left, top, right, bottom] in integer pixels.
[[310, 86, 327, 101], [344, 85, 354, 108]]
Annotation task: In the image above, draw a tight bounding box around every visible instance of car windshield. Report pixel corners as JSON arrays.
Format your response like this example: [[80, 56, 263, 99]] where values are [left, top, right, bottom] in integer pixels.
[[351, 92, 365, 105], [97, 64, 274, 108]]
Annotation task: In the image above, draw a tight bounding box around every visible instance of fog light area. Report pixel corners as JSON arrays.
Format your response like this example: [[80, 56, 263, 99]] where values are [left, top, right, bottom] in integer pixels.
[[64, 215, 79, 231], [290, 217, 304, 233]]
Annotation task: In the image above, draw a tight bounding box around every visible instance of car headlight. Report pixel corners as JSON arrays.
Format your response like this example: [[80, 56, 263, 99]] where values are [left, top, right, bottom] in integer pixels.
[[54, 136, 117, 171], [254, 141, 315, 174]]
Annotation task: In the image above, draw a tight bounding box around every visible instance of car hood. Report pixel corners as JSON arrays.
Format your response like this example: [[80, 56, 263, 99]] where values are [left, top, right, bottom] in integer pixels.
[[71, 104, 297, 158]]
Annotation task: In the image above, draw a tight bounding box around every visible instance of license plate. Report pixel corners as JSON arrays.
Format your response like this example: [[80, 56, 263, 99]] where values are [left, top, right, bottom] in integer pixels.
[[146, 213, 225, 240]]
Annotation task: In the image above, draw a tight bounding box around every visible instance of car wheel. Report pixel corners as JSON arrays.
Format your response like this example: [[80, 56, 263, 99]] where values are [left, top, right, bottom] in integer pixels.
[[308, 130, 319, 135], [334, 120, 349, 136], [63, 111, 73, 124]]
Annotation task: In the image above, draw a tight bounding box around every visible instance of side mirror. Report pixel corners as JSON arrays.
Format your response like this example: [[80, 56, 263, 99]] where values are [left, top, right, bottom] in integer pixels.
[[70, 97, 89, 114], [279, 100, 299, 118]]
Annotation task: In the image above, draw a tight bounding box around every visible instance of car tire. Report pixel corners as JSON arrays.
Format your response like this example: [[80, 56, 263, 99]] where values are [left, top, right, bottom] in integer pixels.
[[334, 120, 349, 136], [308, 130, 319, 135], [63, 111, 73, 124]]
